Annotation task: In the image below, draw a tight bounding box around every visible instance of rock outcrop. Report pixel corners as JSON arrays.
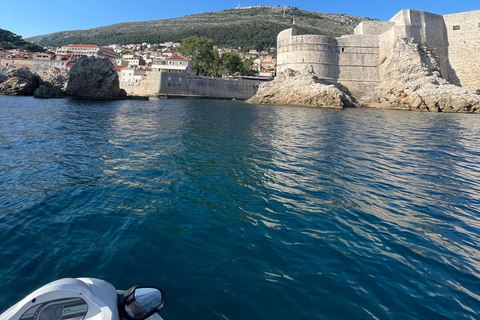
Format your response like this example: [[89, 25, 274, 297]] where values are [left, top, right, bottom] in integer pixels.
[[0, 67, 42, 96], [34, 83, 64, 99], [247, 65, 354, 108], [34, 67, 70, 99], [371, 38, 480, 112], [65, 56, 126, 100], [37, 67, 69, 91]]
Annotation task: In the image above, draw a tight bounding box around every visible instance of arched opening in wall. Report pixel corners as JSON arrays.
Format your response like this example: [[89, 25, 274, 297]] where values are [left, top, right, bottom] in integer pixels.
[[341, 48, 345, 52]]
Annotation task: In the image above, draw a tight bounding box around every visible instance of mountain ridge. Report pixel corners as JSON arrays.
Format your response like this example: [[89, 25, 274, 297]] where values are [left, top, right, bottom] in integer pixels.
[[26, 7, 376, 49]]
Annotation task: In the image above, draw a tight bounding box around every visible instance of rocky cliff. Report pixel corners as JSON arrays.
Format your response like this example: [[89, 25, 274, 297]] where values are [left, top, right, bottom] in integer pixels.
[[34, 67, 69, 99], [37, 67, 69, 91], [65, 56, 126, 100], [0, 67, 42, 95], [246, 65, 355, 108], [370, 38, 480, 112]]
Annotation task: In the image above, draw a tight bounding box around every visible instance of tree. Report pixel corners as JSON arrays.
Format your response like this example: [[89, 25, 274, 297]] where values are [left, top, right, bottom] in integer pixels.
[[178, 36, 214, 76], [221, 52, 242, 75], [207, 50, 223, 77], [0, 28, 45, 52], [240, 58, 256, 76]]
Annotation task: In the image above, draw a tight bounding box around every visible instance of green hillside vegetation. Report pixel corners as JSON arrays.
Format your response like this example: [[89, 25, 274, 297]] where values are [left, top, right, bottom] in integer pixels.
[[0, 28, 45, 52], [27, 6, 374, 50], [177, 36, 256, 77]]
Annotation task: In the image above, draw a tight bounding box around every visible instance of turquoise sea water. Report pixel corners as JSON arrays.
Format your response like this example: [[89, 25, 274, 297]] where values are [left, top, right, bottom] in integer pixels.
[[1, 96, 480, 320]]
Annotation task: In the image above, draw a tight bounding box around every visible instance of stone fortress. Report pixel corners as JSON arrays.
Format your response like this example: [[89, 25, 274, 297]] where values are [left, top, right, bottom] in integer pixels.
[[276, 9, 480, 101]]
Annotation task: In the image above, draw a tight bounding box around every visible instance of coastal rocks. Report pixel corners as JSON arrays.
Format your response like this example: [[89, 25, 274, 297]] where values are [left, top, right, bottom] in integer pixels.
[[34, 83, 64, 99], [34, 67, 70, 99], [37, 67, 69, 91], [65, 56, 126, 100], [371, 37, 480, 112], [0, 67, 42, 96], [247, 65, 354, 108]]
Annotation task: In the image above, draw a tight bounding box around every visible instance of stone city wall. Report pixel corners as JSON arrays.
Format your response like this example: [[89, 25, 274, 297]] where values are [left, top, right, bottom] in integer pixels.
[[385, 10, 449, 80], [277, 27, 383, 100], [336, 34, 381, 98], [121, 71, 263, 99], [354, 21, 395, 36], [159, 73, 263, 99], [443, 11, 480, 90], [276, 9, 480, 100], [121, 71, 162, 96]]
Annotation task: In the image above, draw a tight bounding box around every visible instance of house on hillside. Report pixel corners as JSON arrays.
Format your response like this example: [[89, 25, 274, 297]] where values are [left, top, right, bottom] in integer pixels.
[[124, 56, 146, 66], [33, 53, 72, 71], [0, 54, 35, 69], [5, 49, 31, 57], [119, 66, 150, 84], [151, 54, 191, 74]]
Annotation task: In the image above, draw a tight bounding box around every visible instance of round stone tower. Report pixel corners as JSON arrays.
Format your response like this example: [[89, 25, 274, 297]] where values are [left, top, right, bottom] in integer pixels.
[[276, 27, 339, 81]]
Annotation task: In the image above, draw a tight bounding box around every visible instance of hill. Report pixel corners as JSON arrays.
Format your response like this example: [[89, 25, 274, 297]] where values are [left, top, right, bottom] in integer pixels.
[[26, 6, 375, 50], [0, 28, 45, 52]]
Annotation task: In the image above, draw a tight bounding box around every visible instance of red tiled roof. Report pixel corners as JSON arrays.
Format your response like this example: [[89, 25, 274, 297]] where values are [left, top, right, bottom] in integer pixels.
[[167, 55, 187, 61], [101, 48, 117, 55], [114, 65, 128, 71], [66, 62, 76, 67], [10, 55, 33, 60], [51, 54, 70, 61], [65, 44, 99, 48]]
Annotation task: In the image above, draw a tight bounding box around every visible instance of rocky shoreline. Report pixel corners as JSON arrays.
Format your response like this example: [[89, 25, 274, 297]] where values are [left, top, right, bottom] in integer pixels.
[[246, 66, 355, 109], [0, 56, 127, 100], [247, 37, 480, 113], [2, 38, 480, 112]]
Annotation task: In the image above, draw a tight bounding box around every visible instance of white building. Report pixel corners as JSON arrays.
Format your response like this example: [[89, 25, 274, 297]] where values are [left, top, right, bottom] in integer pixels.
[[56, 44, 120, 61], [32, 53, 72, 71], [151, 54, 192, 74]]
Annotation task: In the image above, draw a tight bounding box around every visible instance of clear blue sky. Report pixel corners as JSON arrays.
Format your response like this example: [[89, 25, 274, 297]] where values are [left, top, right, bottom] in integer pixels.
[[1, 0, 478, 39]]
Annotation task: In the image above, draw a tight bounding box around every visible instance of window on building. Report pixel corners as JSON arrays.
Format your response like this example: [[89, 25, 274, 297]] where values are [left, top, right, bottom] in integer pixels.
[[453, 25, 461, 30], [478, 22, 480, 28]]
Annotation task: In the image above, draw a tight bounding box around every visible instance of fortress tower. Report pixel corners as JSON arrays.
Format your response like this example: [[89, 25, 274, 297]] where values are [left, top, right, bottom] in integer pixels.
[[276, 9, 480, 100]]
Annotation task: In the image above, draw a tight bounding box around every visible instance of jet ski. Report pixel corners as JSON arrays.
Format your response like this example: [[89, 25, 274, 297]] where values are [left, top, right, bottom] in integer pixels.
[[0, 278, 165, 320]]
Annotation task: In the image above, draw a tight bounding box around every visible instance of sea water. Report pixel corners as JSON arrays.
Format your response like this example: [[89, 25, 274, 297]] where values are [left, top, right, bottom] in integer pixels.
[[1, 96, 480, 320]]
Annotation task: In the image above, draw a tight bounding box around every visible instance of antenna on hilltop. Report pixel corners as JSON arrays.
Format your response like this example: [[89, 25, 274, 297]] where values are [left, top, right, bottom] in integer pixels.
[[283, 5, 286, 17], [238, 0, 240, 8]]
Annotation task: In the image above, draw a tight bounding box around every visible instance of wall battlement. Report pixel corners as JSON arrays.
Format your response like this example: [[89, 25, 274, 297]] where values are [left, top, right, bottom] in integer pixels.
[[277, 9, 480, 100]]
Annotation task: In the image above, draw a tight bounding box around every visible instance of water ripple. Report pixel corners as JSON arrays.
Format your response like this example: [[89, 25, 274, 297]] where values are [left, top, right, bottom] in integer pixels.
[[1, 97, 480, 319]]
